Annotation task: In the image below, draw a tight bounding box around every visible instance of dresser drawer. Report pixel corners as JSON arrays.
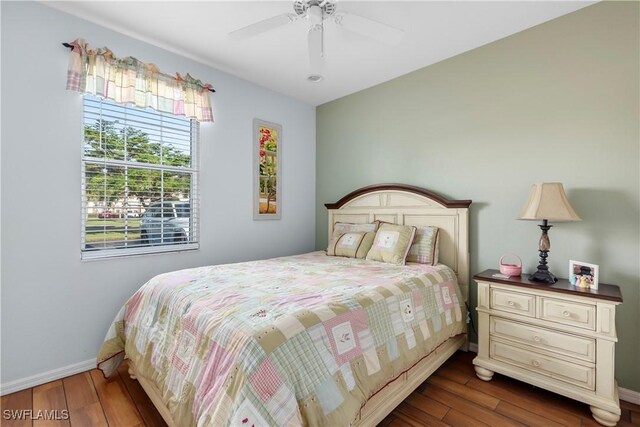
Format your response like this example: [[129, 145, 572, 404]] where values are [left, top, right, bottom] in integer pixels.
[[538, 297, 596, 330], [490, 288, 535, 317], [490, 317, 596, 363], [490, 339, 595, 390]]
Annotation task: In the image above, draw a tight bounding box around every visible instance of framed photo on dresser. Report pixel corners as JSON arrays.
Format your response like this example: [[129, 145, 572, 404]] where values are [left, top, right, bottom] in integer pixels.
[[569, 260, 599, 290]]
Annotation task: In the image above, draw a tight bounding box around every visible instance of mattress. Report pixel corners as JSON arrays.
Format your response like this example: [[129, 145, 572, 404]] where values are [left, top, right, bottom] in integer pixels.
[[97, 251, 466, 426]]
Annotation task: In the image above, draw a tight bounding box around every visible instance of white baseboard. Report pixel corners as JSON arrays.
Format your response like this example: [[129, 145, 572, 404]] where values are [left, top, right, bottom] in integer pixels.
[[619, 387, 640, 405], [465, 341, 639, 404], [0, 359, 96, 396]]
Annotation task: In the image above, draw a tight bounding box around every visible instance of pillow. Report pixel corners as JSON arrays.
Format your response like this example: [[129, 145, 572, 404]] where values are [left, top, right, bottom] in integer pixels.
[[330, 221, 379, 240], [406, 226, 440, 265], [366, 223, 417, 266], [327, 232, 376, 259]]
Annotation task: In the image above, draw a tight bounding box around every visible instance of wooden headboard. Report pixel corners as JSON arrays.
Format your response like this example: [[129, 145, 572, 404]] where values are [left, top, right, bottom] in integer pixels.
[[325, 184, 472, 302]]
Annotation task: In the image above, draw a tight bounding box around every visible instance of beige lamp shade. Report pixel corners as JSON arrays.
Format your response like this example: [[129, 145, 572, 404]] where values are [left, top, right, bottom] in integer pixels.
[[518, 183, 582, 222]]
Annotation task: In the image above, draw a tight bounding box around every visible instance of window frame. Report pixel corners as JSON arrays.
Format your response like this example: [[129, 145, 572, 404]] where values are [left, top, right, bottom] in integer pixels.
[[80, 95, 200, 260]]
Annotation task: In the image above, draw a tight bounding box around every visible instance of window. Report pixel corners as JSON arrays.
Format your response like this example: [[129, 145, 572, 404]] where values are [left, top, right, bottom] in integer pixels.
[[82, 95, 199, 259]]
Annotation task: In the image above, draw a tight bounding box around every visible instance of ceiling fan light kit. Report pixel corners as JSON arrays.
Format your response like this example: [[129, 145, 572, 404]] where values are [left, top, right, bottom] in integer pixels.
[[294, 0, 336, 17], [229, 0, 404, 74]]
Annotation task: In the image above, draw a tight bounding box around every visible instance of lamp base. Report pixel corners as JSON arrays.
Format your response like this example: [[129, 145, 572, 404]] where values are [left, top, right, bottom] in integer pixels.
[[529, 269, 557, 284], [530, 245, 558, 284]]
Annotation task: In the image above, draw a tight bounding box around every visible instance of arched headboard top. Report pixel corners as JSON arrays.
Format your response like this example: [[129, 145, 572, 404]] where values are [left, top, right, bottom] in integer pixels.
[[325, 184, 472, 210], [325, 184, 471, 301]]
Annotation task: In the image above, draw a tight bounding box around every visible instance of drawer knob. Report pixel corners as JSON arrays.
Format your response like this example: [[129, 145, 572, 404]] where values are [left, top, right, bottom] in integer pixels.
[[508, 300, 515, 306], [532, 360, 541, 367], [533, 335, 541, 342], [563, 310, 571, 317]]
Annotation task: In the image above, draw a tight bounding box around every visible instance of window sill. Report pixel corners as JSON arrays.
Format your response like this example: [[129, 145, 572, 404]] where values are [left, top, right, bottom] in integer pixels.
[[81, 243, 199, 261]]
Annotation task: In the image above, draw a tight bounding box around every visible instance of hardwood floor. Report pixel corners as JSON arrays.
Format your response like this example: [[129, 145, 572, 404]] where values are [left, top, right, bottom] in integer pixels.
[[1, 351, 638, 426], [384, 351, 640, 427]]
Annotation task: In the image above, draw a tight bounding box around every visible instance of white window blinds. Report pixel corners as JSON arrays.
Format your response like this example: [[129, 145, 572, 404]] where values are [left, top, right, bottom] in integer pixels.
[[81, 95, 199, 259]]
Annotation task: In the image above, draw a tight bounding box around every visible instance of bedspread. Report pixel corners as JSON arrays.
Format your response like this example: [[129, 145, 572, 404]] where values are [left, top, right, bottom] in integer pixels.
[[97, 251, 466, 426]]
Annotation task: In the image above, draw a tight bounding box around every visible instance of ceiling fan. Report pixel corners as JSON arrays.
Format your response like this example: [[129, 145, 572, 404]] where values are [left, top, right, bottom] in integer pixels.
[[229, 0, 405, 71]]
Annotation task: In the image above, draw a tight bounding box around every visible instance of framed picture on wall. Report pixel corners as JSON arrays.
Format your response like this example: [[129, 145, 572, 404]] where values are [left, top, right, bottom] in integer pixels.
[[569, 260, 599, 290], [253, 119, 281, 220]]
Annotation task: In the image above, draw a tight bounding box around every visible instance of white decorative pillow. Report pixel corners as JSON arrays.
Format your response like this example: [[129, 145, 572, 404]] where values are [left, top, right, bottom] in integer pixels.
[[327, 232, 376, 259], [365, 223, 417, 266], [406, 226, 440, 265], [330, 221, 379, 241]]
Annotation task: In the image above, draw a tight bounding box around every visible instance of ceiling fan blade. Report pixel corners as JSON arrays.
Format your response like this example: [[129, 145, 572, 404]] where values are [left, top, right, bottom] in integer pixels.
[[229, 13, 297, 40], [334, 12, 404, 45], [308, 23, 324, 70]]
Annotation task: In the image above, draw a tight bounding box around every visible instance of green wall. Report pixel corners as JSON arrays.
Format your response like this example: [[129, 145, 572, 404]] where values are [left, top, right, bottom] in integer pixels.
[[316, 2, 639, 391]]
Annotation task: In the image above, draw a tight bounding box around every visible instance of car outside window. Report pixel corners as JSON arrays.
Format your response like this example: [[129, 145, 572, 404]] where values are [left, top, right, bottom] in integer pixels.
[[176, 203, 190, 218]]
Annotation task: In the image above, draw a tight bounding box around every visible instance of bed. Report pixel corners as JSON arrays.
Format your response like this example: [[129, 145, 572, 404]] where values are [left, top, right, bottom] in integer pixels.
[[97, 184, 471, 426]]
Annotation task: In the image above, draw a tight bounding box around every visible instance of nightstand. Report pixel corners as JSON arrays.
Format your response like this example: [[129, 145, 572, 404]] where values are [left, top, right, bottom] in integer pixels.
[[473, 269, 623, 426]]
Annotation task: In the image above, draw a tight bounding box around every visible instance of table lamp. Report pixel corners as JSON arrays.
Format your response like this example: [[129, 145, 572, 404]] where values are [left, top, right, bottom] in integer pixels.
[[518, 183, 581, 283]]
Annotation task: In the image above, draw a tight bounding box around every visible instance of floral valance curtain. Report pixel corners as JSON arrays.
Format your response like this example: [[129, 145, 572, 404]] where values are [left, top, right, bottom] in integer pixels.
[[66, 39, 214, 122]]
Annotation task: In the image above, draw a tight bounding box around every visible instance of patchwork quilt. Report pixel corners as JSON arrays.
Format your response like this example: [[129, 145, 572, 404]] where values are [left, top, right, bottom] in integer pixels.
[[97, 251, 466, 426]]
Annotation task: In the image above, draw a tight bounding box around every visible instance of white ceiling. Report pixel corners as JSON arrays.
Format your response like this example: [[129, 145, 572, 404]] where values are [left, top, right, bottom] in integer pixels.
[[46, 1, 594, 106]]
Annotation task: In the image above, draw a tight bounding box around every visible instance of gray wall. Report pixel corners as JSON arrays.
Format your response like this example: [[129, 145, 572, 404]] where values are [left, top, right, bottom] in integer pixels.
[[316, 2, 639, 391], [1, 2, 315, 384]]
